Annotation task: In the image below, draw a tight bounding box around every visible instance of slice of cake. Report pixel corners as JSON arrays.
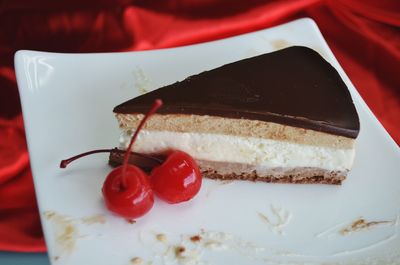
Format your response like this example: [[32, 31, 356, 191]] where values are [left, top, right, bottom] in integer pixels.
[[111, 46, 360, 185]]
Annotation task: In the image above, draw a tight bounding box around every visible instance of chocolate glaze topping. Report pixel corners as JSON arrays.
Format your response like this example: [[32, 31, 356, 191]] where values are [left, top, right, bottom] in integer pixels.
[[114, 46, 360, 138]]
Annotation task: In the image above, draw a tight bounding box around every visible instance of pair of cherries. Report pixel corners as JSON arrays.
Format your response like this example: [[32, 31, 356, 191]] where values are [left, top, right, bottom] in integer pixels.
[[61, 99, 202, 219]]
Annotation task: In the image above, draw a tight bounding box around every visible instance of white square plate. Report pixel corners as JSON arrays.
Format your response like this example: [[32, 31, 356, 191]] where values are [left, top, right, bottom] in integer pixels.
[[15, 18, 400, 265]]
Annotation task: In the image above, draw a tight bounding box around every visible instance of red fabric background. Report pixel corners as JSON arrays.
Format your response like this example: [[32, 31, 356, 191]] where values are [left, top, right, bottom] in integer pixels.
[[0, 0, 399, 252]]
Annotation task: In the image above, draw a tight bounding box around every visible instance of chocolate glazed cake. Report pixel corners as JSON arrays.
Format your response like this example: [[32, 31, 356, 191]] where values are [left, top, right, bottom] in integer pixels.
[[111, 46, 360, 185]]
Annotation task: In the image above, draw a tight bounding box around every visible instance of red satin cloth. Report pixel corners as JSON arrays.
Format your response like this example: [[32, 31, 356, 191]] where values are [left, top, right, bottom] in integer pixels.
[[0, 0, 399, 252]]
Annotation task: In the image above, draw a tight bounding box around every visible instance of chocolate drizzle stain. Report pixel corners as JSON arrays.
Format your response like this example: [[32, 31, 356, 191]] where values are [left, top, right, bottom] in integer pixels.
[[172, 245, 202, 263], [43, 211, 108, 259], [174, 246, 186, 257], [57, 224, 77, 253], [136, 226, 400, 265], [340, 218, 393, 235], [257, 205, 292, 235], [130, 257, 143, 265], [44, 211, 78, 255], [156, 233, 167, 243], [81, 214, 106, 225], [315, 215, 398, 239], [190, 235, 201, 242], [127, 219, 137, 224]]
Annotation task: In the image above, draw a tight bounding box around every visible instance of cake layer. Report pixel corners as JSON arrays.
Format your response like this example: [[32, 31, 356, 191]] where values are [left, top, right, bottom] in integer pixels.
[[119, 130, 355, 172], [116, 114, 354, 149], [114, 46, 360, 138]]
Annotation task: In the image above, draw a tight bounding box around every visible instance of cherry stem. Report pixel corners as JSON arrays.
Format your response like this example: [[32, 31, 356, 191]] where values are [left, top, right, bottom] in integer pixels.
[[60, 149, 163, 169], [121, 99, 163, 189]]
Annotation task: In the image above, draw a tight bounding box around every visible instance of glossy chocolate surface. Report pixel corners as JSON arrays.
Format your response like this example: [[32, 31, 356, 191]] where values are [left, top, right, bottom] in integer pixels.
[[114, 46, 360, 138]]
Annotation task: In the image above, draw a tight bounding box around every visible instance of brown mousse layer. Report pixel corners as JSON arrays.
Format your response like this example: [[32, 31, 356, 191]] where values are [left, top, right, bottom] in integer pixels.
[[116, 113, 355, 149]]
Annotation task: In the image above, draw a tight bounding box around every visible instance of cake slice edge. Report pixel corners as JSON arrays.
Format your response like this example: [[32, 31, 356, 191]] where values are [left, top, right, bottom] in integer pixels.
[[110, 113, 356, 185]]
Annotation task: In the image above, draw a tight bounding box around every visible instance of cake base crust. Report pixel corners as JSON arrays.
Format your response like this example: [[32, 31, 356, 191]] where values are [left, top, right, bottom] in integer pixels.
[[198, 160, 346, 185], [201, 169, 345, 185]]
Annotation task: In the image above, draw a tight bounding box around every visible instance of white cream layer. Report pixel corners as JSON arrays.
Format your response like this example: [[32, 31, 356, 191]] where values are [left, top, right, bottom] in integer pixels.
[[119, 130, 355, 171]]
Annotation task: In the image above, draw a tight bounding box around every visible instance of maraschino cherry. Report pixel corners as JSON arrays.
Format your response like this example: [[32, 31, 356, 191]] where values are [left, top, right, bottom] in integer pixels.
[[102, 165, 153, 218], [101, 99, 162, 218], [151, 150, 202, 204], [60, 98, 203, 218]]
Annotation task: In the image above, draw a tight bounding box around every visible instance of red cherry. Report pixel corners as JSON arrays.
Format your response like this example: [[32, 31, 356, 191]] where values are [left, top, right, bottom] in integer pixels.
[[150, 150, 202, 204], [102, 99, 162, 218], [60, 98, 204, 216], [102, 165, 153, 218]]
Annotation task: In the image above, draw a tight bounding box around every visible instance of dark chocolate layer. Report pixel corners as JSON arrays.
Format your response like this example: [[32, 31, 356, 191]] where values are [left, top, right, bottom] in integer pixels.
[[114, 46, 360, 138]]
